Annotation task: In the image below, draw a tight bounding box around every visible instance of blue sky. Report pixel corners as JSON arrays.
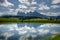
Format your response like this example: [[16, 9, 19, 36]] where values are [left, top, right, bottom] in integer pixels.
[[0, 0, 60, 16]]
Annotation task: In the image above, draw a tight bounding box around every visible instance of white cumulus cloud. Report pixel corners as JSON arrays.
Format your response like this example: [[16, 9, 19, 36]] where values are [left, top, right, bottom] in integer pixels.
[[52, 0, 60, 4], [17, 0, 37, 14], [38, 3, 50, 10], [0, 8, 18, 16], [19, 0, 37, 6], [19, 5, 28, 9], [0, 0, 14, 7], [40, 12, 60, 16], [51, 5, 60, 9], [39, 4, 50, 10]]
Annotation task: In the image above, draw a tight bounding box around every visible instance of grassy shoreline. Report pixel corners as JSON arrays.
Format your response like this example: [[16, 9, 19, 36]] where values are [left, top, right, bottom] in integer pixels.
[[0, 18, 60, 24]]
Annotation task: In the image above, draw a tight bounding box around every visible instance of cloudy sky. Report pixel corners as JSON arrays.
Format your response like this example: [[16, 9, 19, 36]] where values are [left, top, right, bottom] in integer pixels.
[[0, 0, 60, 16]]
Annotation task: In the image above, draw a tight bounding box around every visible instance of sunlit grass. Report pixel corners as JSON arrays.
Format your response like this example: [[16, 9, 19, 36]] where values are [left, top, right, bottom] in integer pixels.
[[23, 18, 60, 23], [0, 18, 21, 22], [51, 34, 60, 40], [0, 18, 60, 24]]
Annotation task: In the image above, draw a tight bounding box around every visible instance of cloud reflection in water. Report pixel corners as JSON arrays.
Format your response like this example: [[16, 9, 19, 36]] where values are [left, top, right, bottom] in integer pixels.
[[0, 23, 60, 40]]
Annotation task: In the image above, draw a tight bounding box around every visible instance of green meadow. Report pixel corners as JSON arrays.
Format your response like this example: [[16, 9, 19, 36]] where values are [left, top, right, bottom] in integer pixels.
[[45, 34, 60, 40], [0, 18, 60, 24]]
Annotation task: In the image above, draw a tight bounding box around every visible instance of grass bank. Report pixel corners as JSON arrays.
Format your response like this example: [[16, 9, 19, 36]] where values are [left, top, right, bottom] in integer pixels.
[[0, 18, 60, 24], [23, 18, 60, 23], [45, 34, 60, 40]]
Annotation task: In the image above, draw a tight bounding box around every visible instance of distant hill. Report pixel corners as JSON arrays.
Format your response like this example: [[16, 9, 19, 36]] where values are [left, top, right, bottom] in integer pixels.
[[17, 11, 48, 19], [0, 11, 60, 19], [17, 11, 60, 19]]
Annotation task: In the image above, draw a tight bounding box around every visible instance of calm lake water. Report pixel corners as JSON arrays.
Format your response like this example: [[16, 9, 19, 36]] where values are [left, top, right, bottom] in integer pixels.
[[0, 23, 60, 40]]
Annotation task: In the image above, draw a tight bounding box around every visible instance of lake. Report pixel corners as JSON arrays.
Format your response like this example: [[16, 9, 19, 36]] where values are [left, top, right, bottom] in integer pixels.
[[0, 23, 60, 40]]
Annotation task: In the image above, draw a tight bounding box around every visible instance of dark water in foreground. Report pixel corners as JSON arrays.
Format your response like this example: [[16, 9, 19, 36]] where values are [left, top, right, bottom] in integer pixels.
[[0, 23, 60, 40]]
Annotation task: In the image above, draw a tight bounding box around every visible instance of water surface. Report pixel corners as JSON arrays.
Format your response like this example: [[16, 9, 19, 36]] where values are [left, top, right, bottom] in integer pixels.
[[0, 23, 60, 40]]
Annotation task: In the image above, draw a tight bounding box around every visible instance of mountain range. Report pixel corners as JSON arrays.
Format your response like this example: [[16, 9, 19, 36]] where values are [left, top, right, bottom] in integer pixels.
[[17, 11, 60, 19], [0, 11, 60, 19]]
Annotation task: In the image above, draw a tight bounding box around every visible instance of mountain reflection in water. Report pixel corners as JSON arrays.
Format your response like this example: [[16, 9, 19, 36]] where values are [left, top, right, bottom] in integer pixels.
[[0, 23, 60, 40]]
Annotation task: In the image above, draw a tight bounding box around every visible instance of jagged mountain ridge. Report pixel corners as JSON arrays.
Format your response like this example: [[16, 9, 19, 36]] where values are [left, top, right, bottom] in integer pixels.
[[17, 11, 48, 18], [17, 11, 60, 19], [0, 11, 60, 19]]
